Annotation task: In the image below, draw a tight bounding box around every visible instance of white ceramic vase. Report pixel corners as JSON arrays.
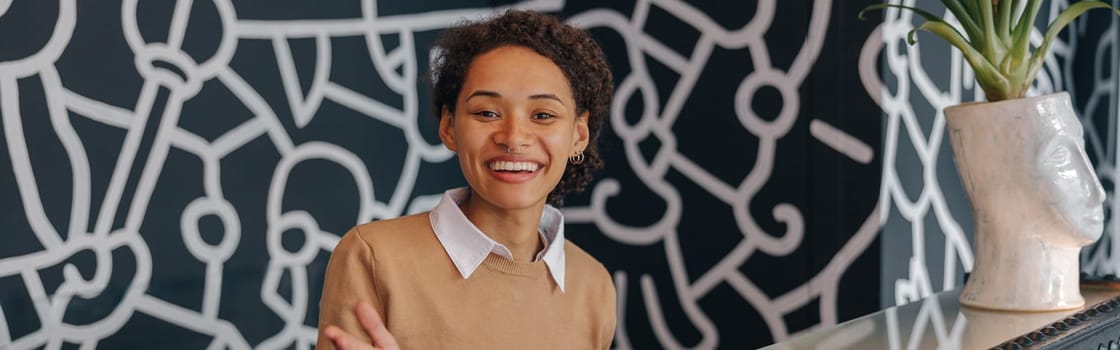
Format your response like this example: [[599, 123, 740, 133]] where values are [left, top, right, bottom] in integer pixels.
[[947, 92, 1106, 311]]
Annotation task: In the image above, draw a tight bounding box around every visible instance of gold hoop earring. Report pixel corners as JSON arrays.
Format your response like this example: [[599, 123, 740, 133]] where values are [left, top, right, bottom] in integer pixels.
[[568, 151, 585, 165]]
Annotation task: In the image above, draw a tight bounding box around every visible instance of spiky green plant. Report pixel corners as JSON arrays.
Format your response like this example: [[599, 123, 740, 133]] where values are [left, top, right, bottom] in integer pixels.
[[861, 0, 1120, 101]]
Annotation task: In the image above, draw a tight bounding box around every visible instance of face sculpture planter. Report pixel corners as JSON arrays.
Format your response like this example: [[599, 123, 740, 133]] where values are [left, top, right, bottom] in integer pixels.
[[948, 92, 1105, 311]]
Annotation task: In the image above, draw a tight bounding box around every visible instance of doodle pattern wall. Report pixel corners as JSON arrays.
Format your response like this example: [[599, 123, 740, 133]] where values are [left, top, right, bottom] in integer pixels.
[[0, 0, 882, 348]]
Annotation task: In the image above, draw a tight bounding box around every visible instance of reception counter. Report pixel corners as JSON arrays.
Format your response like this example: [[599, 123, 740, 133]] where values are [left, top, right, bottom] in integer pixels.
[[762, 284, 1120, 349]]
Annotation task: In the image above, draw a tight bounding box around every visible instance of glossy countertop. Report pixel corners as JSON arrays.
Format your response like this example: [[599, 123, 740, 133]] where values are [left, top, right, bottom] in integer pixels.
[[761, 285, 1120, 349]]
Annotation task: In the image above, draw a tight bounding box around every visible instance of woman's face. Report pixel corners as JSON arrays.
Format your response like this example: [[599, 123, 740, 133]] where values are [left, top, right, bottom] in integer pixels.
[[439, 45, 589, 210]]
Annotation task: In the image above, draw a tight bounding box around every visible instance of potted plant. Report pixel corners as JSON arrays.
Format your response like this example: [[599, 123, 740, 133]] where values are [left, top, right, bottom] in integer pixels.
[[862, 0, 1120, 311]]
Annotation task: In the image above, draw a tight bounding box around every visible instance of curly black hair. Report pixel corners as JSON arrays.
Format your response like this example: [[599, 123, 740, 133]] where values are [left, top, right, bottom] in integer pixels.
[[431, 10, 612, 206]]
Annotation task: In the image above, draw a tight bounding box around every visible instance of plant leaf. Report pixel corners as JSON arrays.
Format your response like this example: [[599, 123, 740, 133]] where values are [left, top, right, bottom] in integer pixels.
[[1011, 0, 1043, 51], [860, 3, 974, 50], [941, 0, 983, 43], [1004, 0, 1042, 83], [911, 20, 1011, 99], [977, 0, 1005, 58], [996, 0, 1014, 46], [961, 0, 979, 20], [1024, 1, 1120, 92]]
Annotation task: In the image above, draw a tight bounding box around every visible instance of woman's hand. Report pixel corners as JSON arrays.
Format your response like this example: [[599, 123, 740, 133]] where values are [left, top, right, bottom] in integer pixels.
[[322, 301, 400, 350]]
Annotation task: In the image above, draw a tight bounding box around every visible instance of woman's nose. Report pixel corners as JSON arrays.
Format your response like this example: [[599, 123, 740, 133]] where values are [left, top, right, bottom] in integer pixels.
[[494, 117, 531, 151]]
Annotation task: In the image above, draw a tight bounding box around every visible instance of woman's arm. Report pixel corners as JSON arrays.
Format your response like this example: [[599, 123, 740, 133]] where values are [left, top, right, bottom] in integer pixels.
[[317, 228, 396, 349]]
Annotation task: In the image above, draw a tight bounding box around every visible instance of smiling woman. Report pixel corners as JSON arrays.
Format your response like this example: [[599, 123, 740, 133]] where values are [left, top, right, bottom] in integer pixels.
[[441, 45, 589, 219], [316, 10, 617, 350]]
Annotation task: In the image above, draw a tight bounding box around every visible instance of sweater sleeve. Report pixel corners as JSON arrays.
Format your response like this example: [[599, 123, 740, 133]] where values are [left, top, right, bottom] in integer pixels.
[[317, 226, 385, 349]]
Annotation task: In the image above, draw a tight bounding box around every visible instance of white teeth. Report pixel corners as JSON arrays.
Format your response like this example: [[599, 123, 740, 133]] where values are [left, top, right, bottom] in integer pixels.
[[489, 161, 539, 172]]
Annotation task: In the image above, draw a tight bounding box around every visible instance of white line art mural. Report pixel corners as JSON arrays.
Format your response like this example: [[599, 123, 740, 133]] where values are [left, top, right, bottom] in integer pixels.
[[867, 0, 1120, 314], [566, 0, 882, 345], [867, 1, 976, 307], [0, 0, 885, 348]]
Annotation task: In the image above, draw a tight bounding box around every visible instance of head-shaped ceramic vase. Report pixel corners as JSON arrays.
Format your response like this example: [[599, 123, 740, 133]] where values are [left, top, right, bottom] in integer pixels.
[[947, 92, 1105, 311]]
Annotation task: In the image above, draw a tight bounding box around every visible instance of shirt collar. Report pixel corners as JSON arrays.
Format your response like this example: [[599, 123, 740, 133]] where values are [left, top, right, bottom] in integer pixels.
[[429, 187, 567, 292]]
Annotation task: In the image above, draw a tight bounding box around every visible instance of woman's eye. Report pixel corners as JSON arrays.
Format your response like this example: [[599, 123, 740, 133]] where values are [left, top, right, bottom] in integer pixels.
[[475, 110, 498, 118], [532, 112, 555, 120]]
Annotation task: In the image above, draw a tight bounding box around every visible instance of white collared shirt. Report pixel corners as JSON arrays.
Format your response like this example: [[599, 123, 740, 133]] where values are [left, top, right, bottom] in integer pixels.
[[428, 187, 567, 292]]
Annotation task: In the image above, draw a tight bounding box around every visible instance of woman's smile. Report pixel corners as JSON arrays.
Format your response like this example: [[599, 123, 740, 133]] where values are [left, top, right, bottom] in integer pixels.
[[487, 157, 544, 183]]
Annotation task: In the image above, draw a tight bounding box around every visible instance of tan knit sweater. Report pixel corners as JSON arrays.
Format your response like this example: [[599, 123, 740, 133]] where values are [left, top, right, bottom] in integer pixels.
[[316, 213, 616, 349]]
